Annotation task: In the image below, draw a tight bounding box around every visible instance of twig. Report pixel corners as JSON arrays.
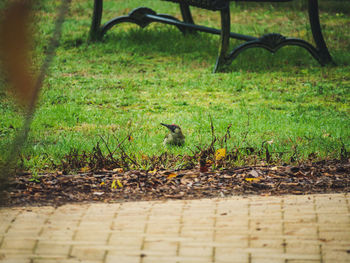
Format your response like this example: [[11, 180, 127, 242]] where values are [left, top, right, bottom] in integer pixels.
[[98, 135, 117, 162], [208, 114, 216, 150], [241, 111, 250, 144], [114, 137, 139, 168]]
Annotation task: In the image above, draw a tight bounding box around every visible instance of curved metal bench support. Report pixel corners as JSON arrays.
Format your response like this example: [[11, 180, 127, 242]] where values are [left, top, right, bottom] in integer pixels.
[[230, 35, 325, 67], [101, 7, 187, 38], [89, 3, 188, 41]]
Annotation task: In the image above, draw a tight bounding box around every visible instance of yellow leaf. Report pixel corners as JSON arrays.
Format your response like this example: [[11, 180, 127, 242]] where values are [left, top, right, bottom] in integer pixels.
[[167, 173, 178, 180], [113, 168, 123, 173], [100, 182, 105, 186], [206, 160, 213, 165], [111, 180, 117, 189], [117, 179, 123, 188], [245, 177, 261, 182], [80, 166, 90, 172], [149, 169, 157, 175], [215, 148, 226, 161]]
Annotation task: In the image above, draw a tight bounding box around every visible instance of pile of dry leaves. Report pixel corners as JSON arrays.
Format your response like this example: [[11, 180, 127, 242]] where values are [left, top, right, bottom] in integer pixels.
[[2, 159, 349, 207]]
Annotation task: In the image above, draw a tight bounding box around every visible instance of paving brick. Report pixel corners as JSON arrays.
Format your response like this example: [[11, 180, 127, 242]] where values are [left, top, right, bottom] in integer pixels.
[[142, 255, 179, 263], [286, 241, 320, 254], [143, 240, 178, 256], [251, 251, 320, 261], [70, 246, 106, 261], [1, 237, 36, 250], [214, 248, 249, 263], [33, 259, 101, 263], [179, 244, 213, 257], [105, 254, 140, 263], [286, 260, 320, 263], [0, 252, 32, 263], [283, 213, 317, 223], [4, 229, 41, 238], [40, 227, 75, 241], [284, 223, 318, 237], [74, 230, 109, 242], [215, 234, 248, 247], [0, 258, 31, 263], [108, 234, 143, 247], [319, 230, 350, 241], [180, 230, 213, 239], [35, 241, 70, 256], [147, 222, 179, 235], [250, 238, 285, 251], [318, 213, 350, 224], [251, 257, 285, 263], [322, 247, 350, 262]]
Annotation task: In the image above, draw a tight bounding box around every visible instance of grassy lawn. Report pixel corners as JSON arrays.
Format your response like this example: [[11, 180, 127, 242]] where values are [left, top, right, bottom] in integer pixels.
[[0, 0, 349, 173]]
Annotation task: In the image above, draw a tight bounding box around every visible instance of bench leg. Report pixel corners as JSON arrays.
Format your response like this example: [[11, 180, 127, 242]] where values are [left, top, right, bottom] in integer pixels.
[[213, 6, 231, 73], [308, 0, 334, 65], [89, 0, 103, 41], [179, 3, 196, 34]]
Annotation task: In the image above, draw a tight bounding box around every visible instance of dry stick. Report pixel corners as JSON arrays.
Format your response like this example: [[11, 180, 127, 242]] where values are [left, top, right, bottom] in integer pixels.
[[111, 134, 130, 156], [113, 136, 139, 168], [98, 135, 117, 162], [209, 114, 216, 148], [0, 0, 71, 192]]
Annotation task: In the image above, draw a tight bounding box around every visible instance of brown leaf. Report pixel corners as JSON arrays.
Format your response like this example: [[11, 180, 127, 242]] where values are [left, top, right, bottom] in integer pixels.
[[200, 165, 208, 173], [248, 169, 260, 177]]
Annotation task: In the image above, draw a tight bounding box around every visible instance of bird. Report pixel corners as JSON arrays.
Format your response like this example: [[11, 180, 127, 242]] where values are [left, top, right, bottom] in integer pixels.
[[161, 123, 185, 146]]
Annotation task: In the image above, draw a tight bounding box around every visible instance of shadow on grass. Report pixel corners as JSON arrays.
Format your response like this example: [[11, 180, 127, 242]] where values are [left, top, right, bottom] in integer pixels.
[[69, 25, 340, 73]]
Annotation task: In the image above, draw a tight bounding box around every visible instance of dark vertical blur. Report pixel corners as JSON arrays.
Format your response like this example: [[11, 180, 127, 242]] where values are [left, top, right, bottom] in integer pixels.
[[0, 0, 71, 204]]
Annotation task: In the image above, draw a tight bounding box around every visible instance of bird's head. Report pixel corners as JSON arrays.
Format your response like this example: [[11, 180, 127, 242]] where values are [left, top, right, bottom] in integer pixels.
[[161, 123, 182, 134]]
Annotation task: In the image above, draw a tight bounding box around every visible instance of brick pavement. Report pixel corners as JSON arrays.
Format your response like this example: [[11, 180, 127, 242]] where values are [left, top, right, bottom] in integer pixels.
[[0, 193, 349, 263]]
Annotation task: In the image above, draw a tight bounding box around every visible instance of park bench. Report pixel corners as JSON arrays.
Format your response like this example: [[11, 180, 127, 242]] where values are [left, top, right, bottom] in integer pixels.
[[89, 0, 334, 72]]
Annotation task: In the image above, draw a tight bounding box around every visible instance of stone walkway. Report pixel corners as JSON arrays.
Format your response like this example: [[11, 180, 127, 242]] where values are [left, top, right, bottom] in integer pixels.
[[0, 193, 349, 263]]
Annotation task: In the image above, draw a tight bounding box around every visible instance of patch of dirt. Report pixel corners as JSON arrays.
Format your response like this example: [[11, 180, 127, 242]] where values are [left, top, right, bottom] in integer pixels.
[[1, 160, 350, 207]]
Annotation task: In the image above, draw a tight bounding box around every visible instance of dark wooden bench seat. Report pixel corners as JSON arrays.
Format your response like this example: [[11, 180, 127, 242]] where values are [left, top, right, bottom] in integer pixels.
[[89, 0, 334, 72]]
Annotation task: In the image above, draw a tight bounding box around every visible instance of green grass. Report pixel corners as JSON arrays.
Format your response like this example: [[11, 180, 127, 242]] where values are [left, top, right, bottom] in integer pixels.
[[0, 0, 349, 172]]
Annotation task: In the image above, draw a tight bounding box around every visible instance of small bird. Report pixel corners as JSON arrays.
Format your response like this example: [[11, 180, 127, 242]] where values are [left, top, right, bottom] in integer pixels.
[[161, 123, 185, 146]]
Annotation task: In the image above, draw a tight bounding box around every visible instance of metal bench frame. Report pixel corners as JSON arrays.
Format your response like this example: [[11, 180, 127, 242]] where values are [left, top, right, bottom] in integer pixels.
[[89, 0, 333, 72]]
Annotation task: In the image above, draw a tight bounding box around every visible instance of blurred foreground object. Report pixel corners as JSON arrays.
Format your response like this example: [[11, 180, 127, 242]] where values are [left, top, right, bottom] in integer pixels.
[[0, 0, 71, 200], [0, 1, 35, 107]]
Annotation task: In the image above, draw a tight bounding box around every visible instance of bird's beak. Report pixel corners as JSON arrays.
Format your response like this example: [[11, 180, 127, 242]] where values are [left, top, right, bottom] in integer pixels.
[[161, 123, 171, 129], [161, 123, 174, 132]]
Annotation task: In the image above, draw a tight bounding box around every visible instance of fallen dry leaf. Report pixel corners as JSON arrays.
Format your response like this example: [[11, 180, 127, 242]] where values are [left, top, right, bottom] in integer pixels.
[[215, 148, 226, 161], [2, 160, 350, 206], [113, 168, 124, 173], [167, 173, 178, 180]]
